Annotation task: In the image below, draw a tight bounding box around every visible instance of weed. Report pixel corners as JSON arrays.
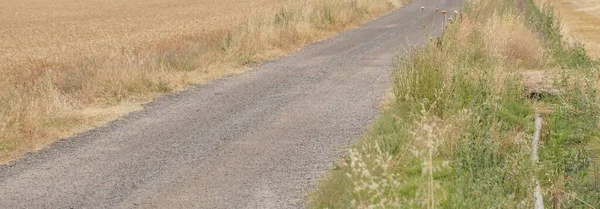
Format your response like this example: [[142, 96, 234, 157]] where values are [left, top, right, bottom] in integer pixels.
[[310, 0, 600, 207], [523, 0, 597, 69]]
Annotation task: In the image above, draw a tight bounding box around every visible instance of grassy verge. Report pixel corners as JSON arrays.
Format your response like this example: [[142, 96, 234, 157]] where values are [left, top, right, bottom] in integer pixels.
[[309, 0, 600, 207], [533, 0, 600, 59], [0, 0, 409, 162]]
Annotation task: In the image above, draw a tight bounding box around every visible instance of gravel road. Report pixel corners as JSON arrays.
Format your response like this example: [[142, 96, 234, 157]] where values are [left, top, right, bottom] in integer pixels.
[[0, 0, 461, 208]]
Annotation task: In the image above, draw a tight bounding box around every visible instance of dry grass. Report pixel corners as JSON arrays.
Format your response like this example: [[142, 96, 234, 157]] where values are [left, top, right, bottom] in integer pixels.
[[310, 0, 600, 207], [482, 15, 545, 69], [0, 0, 408, 163], [537, 0, 600, 58]]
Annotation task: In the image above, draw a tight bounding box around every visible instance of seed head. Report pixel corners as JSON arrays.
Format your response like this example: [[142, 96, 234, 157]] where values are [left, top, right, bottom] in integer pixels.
[[454, 10, 459, 15], [435, 8, 439, 12], [441, 10, 447, 15], [421, 6, 425, 12]]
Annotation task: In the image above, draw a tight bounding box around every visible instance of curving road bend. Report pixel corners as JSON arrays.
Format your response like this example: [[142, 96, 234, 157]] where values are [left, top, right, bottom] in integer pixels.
[[0, 0, 462, 208]]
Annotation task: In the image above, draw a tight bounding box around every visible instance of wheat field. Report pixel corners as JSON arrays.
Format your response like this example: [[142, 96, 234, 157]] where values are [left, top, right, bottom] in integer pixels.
[[0, 0, 407, 162], [2, 0, 314, 67]]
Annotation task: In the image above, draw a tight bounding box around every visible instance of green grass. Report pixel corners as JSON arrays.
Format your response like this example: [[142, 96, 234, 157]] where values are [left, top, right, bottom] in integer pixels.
[[308, 0, 600, 207], [523, 0, 597, 69]]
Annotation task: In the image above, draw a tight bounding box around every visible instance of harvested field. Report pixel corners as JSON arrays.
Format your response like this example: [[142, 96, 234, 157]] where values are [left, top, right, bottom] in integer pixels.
[[540, 0, 600, 58]]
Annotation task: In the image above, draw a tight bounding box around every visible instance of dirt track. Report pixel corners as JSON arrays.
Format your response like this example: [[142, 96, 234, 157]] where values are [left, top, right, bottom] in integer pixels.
[[0, 0, 462, 208]]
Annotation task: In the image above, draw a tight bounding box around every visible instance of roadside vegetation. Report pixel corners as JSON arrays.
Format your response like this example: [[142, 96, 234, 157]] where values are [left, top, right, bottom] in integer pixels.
[[0, 0, 409, 162], [309, 0, 600, 207], [538, 0, 600, 58]]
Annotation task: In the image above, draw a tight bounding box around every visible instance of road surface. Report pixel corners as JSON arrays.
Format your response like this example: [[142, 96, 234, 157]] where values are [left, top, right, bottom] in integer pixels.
[[0, 0, 462, 208]]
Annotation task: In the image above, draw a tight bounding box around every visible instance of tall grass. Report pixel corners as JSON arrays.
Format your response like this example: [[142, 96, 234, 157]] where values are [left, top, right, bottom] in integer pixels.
[[523, 0, 597, 69], [0, 0, 409, 162], [309, 0, 600, 207], [531, 0, 600, 59]]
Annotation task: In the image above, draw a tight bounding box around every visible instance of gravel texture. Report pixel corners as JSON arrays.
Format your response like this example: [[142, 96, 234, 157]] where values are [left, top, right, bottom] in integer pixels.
[[0, 1, 461, 208]]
